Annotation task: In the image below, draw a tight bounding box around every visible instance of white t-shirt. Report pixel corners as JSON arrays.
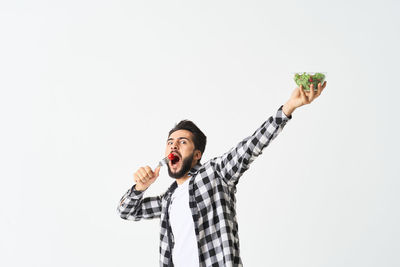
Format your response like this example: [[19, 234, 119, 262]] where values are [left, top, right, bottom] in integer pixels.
[[168, 178, 199, 267]]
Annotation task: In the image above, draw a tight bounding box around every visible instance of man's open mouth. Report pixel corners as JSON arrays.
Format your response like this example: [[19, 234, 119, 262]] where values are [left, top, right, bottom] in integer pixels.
[[169, 153, 180, 166]]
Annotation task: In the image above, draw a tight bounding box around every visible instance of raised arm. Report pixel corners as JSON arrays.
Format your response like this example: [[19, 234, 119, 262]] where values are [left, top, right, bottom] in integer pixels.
[[212, 105, 291, 186], [212, 82, 327, 187]]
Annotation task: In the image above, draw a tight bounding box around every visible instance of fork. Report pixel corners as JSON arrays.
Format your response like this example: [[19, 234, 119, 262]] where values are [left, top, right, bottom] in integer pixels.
[[156, 157, 170, 168]]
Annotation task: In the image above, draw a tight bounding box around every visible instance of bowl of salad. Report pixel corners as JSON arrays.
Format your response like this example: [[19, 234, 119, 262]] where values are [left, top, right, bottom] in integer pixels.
[[294, 72, 326, 92]]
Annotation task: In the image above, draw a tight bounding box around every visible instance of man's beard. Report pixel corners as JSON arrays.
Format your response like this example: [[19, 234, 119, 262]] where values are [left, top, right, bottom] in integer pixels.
[[167, 151, 194, 179]]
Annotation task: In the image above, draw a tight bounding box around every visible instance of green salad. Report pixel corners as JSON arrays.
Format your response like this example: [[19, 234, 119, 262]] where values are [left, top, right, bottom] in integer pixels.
[[294, 72, 326, 91]]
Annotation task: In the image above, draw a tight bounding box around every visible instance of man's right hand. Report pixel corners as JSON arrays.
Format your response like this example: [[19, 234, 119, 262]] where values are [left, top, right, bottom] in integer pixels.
[[133, 165, 161, 191]]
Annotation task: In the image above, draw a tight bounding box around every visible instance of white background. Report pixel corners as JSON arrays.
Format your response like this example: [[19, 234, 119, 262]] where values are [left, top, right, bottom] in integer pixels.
[[1, 0, 399, 266]]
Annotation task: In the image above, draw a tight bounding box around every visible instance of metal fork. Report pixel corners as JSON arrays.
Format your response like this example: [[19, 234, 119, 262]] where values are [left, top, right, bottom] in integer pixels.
[[156, 157, 170, 168]]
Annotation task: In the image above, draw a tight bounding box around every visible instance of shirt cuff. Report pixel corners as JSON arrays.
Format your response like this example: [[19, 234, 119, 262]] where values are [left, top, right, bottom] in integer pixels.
[[128, 184, 147, 197], [277, 105, 292, 124]]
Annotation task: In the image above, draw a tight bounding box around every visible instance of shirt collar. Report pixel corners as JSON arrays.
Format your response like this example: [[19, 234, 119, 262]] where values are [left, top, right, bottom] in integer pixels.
[[188, 162, 202, 177], [166, 163, 202, 195]]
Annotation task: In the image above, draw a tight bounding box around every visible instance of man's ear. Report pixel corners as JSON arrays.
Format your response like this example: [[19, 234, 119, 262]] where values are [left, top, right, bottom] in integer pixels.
[[194, 150, 202, 161]]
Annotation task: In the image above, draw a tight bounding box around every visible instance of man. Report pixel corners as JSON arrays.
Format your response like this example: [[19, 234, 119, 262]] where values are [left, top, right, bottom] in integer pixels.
[[117, 82, 327, 267]]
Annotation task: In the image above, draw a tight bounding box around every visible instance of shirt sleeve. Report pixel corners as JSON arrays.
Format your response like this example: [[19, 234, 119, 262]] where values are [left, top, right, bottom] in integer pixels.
[[116, 184, 164, 221], [212, 105, 292, 187]]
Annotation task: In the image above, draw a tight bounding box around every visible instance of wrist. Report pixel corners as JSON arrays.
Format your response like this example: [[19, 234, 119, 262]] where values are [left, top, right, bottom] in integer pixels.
[[283, 101, 296, 117], [134, 184, 147, 192]]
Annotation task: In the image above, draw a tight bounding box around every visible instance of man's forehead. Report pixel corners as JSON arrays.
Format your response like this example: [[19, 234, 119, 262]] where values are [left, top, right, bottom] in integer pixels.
[[168, 129, 193, 140]]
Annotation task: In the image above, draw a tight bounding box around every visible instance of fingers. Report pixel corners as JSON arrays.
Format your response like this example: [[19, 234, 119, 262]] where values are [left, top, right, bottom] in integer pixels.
[[135, 167, 149, 184], [154, 166, 161, 178], [144, 166, 154, 179], [138, 168, 147, 183], [299, 85, 308, 103], [312, 81, 327, 100], [297, 81, 327, 107], [309, 83, 315, 99], [134, 166, 158, 185], [316, 82, 323, 97]]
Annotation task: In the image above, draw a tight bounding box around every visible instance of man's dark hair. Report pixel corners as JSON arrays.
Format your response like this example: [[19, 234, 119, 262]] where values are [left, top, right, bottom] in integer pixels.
[[168, 120, 207, 162]]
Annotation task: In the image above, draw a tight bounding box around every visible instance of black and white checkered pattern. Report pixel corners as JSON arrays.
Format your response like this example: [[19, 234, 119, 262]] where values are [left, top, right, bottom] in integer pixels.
[[117, 105, 292, 266]]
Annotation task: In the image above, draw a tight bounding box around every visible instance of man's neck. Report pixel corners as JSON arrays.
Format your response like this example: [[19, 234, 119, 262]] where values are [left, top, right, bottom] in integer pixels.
[[176, 175, 190, 185], [175, 161, 199, 185]]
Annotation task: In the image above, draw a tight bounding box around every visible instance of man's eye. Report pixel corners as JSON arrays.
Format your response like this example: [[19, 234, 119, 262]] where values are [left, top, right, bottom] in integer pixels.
[[180, 140, 186, 144]]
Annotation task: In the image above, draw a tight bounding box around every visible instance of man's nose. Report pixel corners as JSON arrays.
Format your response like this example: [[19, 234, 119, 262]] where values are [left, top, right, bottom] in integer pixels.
[[170, 141, 178, 150]]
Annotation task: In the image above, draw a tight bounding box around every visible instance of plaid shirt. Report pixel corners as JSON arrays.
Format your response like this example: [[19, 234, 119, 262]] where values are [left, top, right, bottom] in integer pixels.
[[117, 105, 292, 266]]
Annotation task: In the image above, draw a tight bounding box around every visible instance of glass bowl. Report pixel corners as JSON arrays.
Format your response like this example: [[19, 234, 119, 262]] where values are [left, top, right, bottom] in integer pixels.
[[293, 72, 327, 92]]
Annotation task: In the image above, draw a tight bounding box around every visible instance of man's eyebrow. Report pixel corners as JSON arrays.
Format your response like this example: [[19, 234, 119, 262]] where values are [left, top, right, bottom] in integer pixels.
[[167, 137, 190, 142]]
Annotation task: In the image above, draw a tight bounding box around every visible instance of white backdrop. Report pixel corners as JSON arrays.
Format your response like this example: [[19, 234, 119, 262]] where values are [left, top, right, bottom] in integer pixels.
[[1, 0, 399, 266]]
